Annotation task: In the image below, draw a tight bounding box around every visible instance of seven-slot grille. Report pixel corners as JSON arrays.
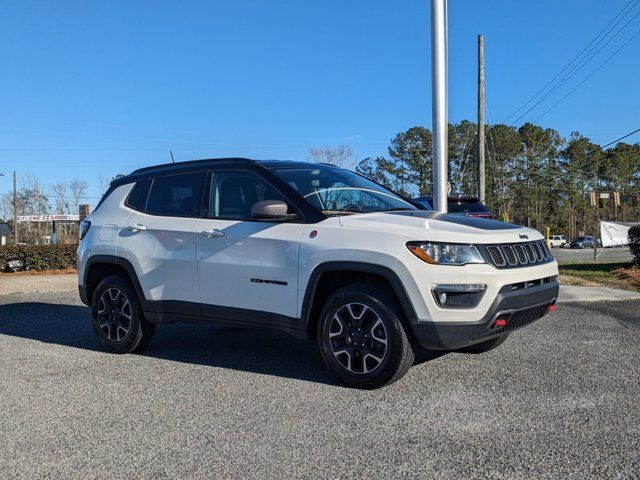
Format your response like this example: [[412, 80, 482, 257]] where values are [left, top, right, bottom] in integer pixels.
[[480, 240, 552, 268]]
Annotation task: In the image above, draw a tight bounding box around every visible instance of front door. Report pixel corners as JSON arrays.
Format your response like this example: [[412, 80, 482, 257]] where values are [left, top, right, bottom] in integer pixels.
[[195, 170, 304, 323]]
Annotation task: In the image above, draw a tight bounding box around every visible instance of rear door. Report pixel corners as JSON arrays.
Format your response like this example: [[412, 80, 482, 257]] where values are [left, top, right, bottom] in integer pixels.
[[117, 171, 206, 308], [195, 169, 305, 321]]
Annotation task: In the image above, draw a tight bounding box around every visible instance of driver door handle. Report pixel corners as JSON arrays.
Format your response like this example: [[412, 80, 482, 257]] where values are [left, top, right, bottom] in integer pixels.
[[200, 228, 225, 238]]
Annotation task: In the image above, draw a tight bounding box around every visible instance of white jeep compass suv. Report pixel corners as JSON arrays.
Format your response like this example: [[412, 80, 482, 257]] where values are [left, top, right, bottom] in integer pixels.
[[78, 158, 559, 388]]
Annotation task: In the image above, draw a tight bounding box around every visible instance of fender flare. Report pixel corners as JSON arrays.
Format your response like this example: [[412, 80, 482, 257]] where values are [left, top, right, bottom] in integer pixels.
[[81, 255, 146, 307], [300, 261, 418, 329]]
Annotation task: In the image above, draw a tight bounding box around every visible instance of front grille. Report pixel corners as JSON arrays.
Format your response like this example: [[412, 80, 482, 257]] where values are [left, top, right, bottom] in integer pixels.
[[479, 240, 552, 269], [502, 245, 517, 266], [493, 302, 551, 334], [487, 246, 506, 266]]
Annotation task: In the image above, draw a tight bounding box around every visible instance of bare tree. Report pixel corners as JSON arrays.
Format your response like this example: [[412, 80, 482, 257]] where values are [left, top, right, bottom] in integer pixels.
[[18, 175, 49, 215], [0, 191, 13, 222], [98, 175, 110, 196], [307, 145, 353, 168], [16, 176, 49, 243], [50, 181, 70, 214], [69, 178, 88, 214]]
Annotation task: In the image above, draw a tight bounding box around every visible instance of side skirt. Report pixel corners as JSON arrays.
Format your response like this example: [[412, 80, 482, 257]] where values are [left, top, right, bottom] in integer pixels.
[[142, 301, 308, 339]]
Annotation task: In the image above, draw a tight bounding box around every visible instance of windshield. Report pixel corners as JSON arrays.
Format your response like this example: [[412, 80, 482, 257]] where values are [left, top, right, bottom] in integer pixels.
[[270, 165, 417, 215]]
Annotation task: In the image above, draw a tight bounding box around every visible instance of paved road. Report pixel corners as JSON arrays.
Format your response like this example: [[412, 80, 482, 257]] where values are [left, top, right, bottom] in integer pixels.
[[0, 290, 638, 479], [551, 246, 632, 263]]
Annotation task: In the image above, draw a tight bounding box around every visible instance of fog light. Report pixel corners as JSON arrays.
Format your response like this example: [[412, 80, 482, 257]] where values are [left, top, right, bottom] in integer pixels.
[[432, 284, 487, 309]]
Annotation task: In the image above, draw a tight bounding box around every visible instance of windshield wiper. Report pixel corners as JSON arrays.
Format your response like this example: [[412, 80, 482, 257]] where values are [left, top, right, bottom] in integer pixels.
[[321, 207, 367, 215]]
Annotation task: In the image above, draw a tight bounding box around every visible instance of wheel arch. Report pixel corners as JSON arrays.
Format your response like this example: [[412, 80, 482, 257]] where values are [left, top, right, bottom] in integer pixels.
[[301, 261, 417, 340], [81, 255, 146, 307]]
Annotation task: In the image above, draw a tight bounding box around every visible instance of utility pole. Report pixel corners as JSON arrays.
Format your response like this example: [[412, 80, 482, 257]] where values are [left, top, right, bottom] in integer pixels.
[[477, 34, 485, 203], [13, 170, 18, 245], [431, 0, 448, 213]]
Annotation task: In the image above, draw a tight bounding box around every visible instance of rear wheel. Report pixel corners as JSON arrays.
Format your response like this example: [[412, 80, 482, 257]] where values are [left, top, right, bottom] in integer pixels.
[[317, 284, 414, 389], [457, 333, 509, 354], [91, 274, 155, 353]]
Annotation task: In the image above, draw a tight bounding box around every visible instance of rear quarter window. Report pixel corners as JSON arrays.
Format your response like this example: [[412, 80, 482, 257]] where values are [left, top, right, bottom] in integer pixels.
[[125, 179, 151, 211]]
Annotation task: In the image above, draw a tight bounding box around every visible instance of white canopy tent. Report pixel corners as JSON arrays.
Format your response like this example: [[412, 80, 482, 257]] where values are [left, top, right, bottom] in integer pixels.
[[600, 221, 636, 247]]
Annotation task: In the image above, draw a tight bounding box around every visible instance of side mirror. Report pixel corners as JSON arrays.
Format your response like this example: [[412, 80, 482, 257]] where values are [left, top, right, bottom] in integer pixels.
[[251, 200, 298, 222]]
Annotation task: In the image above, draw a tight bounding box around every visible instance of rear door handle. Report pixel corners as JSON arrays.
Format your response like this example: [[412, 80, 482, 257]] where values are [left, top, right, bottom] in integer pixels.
[[125, 224, 147, 232], [200, 228, 225, 238]]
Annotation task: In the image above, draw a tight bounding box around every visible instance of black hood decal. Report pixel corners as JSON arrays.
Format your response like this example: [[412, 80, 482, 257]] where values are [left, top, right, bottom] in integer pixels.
[[388, 211, 522, 231]]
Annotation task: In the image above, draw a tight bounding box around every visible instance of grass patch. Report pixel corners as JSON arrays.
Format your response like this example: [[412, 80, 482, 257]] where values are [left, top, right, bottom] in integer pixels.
[[558, 261, 640, 291]]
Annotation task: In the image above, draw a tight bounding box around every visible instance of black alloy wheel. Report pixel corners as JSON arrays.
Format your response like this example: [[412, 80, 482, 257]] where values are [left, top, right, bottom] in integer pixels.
[[91, 274, 155, 353], [328, 302, 388, 375], [96, 287, 132, 342], [318, 284, 415, 389]]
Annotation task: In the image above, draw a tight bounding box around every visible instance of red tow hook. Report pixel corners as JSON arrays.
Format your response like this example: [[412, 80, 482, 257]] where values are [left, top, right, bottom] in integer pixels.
[[493, 317, 508, 328], [547, 304, 556, 312]]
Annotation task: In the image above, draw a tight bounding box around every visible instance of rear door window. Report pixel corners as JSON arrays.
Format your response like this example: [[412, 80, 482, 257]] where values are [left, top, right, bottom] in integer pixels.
[[146, 172, 206, 217]]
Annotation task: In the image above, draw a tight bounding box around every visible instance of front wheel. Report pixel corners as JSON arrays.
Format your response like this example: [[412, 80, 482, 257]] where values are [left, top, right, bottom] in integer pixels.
[[317, 284, 415, 389]]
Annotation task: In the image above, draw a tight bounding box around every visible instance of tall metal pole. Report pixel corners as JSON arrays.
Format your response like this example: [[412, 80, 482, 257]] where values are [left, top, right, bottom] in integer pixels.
[[13, 170, 18, 245], [431, 0, 448, 213], [477, 34, 486, 203]]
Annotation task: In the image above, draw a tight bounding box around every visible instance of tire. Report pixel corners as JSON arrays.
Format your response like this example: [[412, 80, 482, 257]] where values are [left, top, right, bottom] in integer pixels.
[[91, 274, 156, 353], [317, 283, 415, 389], [457, 333, 509, 354]]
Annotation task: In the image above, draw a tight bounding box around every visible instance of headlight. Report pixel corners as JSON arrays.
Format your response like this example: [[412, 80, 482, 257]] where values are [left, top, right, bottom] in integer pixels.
[[406, 242, 485, 266]]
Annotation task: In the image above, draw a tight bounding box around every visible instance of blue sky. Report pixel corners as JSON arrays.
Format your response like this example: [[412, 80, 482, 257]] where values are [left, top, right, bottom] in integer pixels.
[[1, 0, 639, 205]]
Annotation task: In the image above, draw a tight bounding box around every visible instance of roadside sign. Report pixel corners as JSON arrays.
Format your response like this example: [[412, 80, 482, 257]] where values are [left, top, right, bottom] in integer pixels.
[[17, 215, 80, 223]]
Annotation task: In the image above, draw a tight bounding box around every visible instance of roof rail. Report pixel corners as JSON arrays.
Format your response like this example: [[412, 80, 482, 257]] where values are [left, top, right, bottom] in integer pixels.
[[130, 157, 255, 175]]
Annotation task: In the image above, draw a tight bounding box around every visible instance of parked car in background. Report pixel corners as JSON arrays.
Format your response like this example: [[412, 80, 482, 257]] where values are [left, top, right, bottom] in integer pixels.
[[413, 196, 494, 219], [569, 236, 596, 249], [549, 235, 567, 248]]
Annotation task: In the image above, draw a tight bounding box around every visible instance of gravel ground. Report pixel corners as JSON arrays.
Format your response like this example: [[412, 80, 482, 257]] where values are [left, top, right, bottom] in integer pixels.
[[0, 273, 76, 295], [0, 290, 638, 479]]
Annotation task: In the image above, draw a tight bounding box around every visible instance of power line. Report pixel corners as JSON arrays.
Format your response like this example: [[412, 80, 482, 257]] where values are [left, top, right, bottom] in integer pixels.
[[512, 7, 640, 125], [571, 127, 640, 162], [0, 142, 390, 153], [503, 0, 639, 123], [0, 193, 102, 199], [532, 27, 640, 122]]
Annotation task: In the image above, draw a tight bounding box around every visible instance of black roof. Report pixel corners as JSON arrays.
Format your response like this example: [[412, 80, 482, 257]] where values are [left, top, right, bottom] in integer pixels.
[[0, 222, 11, 236], [113, 157, 335, 187], [130, 157, 255, 175]]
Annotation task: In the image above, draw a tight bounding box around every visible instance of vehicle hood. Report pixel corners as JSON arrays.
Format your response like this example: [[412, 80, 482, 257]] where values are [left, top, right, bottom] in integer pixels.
[[337, 211, 543, 244]]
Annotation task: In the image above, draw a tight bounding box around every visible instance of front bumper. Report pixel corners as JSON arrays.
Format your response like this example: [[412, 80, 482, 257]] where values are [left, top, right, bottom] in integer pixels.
[[410, 278, 559, 350]]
